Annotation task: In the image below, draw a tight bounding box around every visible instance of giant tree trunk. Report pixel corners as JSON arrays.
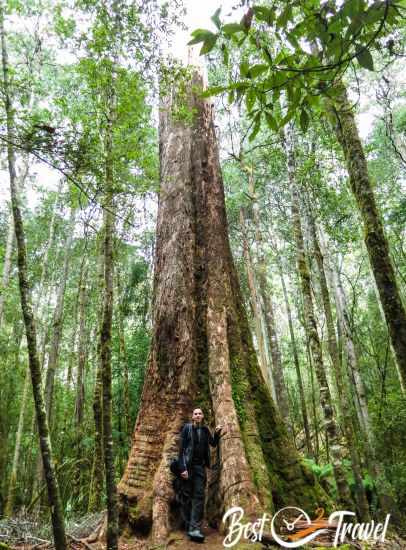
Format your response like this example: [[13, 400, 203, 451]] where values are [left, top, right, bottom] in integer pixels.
[[0, 4, 67, 547], [117, 71, 327, 546], [329, 84, 406, 393]]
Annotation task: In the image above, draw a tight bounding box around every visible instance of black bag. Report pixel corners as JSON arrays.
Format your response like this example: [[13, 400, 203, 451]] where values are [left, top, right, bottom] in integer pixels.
[[170, 457, 181, 477]]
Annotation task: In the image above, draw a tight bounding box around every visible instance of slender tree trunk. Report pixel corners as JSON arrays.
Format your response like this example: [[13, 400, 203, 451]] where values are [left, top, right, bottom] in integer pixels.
[[246, 178, 291, 420], [321, 238, 396, 515], [329, 84, 406, 393], [100, 82, 119, 550], [72, 263, 89, 506], [0, 214, 14, 327], [274, 244, 313, 457], [4, 359, 29, 516], [0, 4, 67, 547], [88, 249, 105, 513], [36, 180, 63, 322], [117, 268, 131, 443], [239, 208, 275, 396], [75, 262, 88, 427], [117, 71, 327, 545], [44, 207, 76, 424], [307, 208, 370, 520], [307, 341, 320, 464], [0, 160, 31, 328], [67, 259, 84, 387], [284, 126, 352, 508]]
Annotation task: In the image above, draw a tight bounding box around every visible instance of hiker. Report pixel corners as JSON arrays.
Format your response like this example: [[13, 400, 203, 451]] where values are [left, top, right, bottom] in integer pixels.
[[178, 408, 222, 542]]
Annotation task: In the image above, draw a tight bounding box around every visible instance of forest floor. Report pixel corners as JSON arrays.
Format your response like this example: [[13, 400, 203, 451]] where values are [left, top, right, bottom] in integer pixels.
[[3, 516, 406, 550]]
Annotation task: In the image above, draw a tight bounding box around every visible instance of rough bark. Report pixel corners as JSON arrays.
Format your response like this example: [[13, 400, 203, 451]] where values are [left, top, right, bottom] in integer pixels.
[[117, 71, 328, 546], [329, 84, 406, 393], [284, 125, 352, 508], [0, 3, 67, 547]]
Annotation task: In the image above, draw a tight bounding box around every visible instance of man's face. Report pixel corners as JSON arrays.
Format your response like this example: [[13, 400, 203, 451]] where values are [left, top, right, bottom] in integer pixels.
[[192, 408, 204, 424]]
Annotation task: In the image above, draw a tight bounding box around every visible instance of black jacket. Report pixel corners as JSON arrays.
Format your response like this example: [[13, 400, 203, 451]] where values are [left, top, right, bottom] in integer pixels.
[[178, 423, 220, 472]]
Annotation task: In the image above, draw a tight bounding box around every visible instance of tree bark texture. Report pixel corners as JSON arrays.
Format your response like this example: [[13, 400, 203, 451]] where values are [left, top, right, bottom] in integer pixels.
[[329, 84, 406, 393], [117, 72, 328, 545]]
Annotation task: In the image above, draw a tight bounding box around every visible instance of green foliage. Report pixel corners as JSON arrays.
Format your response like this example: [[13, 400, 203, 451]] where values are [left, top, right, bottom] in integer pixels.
[[192, 0, 404, 135]]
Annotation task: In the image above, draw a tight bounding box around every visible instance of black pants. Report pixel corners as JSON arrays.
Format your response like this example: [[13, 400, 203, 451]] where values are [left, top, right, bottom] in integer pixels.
[[181, 463, 206, 531]]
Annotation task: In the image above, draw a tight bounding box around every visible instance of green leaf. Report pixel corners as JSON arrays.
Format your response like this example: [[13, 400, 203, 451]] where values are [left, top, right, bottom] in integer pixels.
[[265, 111, 278, 132], [188, 29, 214, 46], [356, 48, 374, 70], [222, 23, 245, 36], [281, 108, 295, 126], [221, 44, 229, 65], [299, 109, 309, 133], [240, 60, 249, 77], [252, 6, 274, 24], [342, 0, 361, 19], [211, 7, 222, 30], [245, 88, 256, 112], [200, 33, 218, 55], [248, 64, 269, 78], [200, 85, 227, 98], [276, 5, 292, 28], [249, 113, 262, 142]]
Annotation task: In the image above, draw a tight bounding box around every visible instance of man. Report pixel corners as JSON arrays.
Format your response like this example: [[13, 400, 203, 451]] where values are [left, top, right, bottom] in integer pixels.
[[178, 408, 222, 542]]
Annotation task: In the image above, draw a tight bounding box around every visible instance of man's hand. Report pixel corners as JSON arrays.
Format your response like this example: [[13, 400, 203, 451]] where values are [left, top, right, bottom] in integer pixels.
[[180, 470, 188, 479]]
